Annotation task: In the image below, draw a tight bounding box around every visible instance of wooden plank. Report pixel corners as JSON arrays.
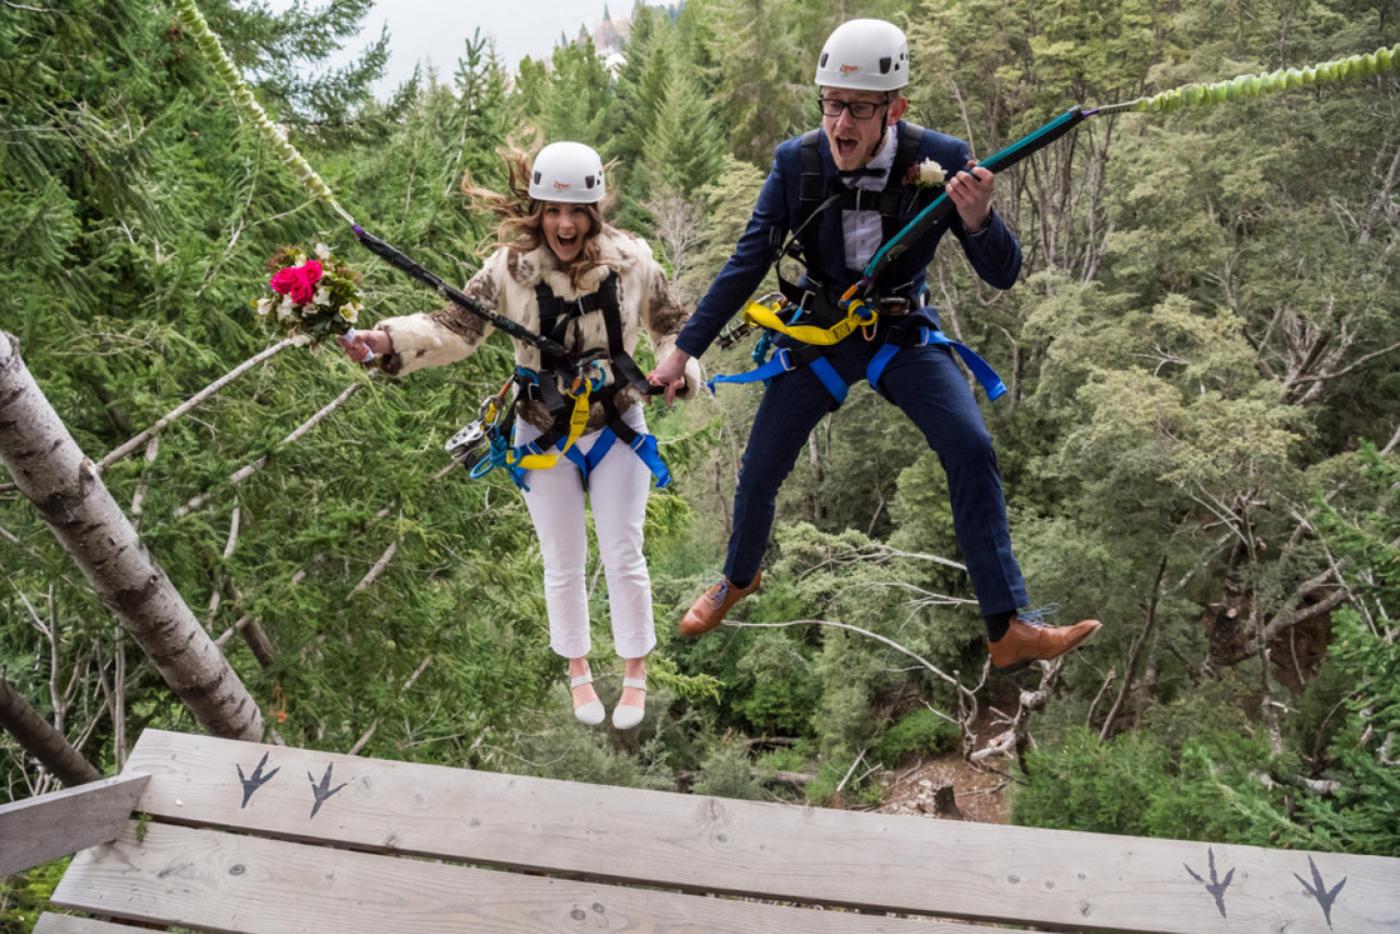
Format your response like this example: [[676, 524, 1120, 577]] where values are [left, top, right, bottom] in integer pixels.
[[123, 729, 1400, 934], [0, 774, 149, 876], [54, 821, 1012, 934], [34, 914, 151, 933]]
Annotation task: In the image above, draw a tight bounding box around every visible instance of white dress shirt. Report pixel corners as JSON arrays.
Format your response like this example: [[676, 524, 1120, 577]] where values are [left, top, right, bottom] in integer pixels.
[[839, 125, 899, 271]]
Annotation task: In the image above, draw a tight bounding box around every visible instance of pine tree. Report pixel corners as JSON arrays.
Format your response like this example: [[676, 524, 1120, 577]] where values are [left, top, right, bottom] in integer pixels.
[[645, 59, 726, 196], [536, 37, 615, 146], [698, 0, 807, 164]]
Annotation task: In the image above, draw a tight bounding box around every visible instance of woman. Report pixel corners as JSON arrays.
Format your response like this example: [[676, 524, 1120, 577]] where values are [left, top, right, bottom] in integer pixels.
[[342, 141, 701, 729]]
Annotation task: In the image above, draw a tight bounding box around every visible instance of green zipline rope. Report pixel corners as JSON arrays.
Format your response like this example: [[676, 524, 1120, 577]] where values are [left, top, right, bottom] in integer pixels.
[[1099, 43, 1398, 115], [172, 0, 356, 226]]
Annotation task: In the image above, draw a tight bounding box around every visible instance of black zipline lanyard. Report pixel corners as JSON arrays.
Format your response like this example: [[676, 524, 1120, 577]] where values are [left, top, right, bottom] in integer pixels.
[[352, 226, 576, 372]]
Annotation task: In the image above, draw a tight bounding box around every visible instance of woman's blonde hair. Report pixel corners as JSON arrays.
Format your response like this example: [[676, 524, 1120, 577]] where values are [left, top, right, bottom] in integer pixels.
[[462, 147, 615, 288]]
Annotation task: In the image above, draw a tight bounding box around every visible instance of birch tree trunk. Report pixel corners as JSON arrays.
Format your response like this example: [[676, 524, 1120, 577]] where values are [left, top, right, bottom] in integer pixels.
[[0, 333, 263, 741], [0, 677, 102, 787]]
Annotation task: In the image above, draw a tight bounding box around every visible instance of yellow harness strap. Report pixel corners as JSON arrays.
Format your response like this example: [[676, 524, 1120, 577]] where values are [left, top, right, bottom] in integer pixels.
[[506, 380, 592, 471], [741, 288, 878, 346]]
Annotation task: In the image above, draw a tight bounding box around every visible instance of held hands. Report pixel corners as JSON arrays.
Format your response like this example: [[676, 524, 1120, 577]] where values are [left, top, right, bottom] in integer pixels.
[[338, 328, 392, 364], [945, 160, 995, 232], [647, 349, 691, 406]]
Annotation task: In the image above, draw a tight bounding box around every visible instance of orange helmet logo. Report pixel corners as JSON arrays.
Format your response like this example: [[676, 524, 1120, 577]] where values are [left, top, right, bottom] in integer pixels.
[[553, 180, 571, 190], [839, 63, 860, 75]]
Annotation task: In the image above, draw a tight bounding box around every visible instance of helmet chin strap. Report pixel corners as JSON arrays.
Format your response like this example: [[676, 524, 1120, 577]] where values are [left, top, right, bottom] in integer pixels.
[[863, 106, 891, 163]]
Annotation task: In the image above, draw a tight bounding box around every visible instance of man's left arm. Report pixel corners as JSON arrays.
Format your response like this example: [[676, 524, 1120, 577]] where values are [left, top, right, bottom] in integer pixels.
[[947, 162, 1022, 290]]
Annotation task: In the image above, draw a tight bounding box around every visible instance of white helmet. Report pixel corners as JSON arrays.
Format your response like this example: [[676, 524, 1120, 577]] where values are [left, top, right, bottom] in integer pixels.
[[814, 19, 909, 93], [528, 141, 606, 204]]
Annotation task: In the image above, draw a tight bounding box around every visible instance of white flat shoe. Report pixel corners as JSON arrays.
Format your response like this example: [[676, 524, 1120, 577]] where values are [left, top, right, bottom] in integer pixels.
[[571, 672, 605, 726], [611, 676, 647, 731]]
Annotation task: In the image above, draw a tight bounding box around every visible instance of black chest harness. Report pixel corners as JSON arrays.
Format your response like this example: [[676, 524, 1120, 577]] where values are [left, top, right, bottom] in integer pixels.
[[774, 125, 934, 323]]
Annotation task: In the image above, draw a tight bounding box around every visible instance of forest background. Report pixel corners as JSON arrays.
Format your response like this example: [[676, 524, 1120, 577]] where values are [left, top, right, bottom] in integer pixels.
[[2, 0, 1397, 924]]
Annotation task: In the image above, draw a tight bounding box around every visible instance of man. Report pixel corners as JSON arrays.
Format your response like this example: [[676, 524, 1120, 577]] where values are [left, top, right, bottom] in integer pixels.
[[649, 19, 1101, 669]]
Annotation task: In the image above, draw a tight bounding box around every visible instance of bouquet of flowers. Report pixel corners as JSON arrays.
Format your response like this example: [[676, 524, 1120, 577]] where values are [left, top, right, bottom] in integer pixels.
[[253, 242, 367, 347]]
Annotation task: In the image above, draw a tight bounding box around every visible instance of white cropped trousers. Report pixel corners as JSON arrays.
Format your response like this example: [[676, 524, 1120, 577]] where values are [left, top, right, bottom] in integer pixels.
[[515, 404, 657, 660]]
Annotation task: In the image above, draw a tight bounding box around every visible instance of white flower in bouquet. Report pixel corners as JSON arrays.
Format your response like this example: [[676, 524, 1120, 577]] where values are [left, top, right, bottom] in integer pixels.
[[338, 302, 361, 324], [255, 297, 272, 318], [315, 242, 331, 261], [313, 287, 330, 306], [277, 297, 295, 320]]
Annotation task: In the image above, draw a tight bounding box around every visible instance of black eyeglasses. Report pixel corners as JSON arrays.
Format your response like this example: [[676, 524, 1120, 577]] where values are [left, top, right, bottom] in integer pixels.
[[817, 97, 888, 120]]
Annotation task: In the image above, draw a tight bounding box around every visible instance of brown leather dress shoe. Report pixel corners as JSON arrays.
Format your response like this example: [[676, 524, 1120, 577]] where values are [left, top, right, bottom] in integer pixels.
[[988, 616, 1102, 671], [679, 571, 762, 638]]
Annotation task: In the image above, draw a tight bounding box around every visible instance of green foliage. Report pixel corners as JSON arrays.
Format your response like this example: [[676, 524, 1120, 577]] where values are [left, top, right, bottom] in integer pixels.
[[1291, 446, 1400, 856], [804, 754, 883, 808], [731, 631, 821, 735], [692, 740, 765, 800], [872, 707, 958, 768], [1014, 726, 1173, 836], [0, 859, 68, 932]]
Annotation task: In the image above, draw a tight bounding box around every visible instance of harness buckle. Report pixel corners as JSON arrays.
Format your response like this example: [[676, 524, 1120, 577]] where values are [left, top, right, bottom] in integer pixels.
[[776, 348, 796, 372], [567, 359, 605, 396]]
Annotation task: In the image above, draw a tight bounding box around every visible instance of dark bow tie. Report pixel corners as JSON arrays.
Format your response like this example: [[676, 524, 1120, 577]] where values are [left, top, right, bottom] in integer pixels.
[[835, 166, 885, 179]]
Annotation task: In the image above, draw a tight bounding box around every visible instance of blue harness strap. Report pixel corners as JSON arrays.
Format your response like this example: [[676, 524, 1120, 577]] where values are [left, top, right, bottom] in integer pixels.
[[628, 434, 672, 488], [469, 435, 530, 490], [808, 356, 849, 405], [866, 326, 1006, 401], [707, 347, 794, 394], [710, 323, 1004, 406], [557, 426, 671, 490]]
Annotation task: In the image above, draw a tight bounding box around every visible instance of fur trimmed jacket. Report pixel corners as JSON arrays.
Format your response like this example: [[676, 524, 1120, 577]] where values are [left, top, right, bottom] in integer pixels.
[[374, 226, 703, 433]]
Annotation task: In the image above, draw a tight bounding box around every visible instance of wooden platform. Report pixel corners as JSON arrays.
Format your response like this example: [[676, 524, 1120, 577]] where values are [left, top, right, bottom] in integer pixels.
[[4, 728, 1398, 932]]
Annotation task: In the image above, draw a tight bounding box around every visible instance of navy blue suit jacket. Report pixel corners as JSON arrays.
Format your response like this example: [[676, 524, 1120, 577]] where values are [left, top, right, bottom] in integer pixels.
[[675, 121, 1022, 358]]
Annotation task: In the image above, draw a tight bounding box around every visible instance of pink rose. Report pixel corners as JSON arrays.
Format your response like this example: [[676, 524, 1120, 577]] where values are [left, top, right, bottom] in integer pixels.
[[269, 260, 323, 305]]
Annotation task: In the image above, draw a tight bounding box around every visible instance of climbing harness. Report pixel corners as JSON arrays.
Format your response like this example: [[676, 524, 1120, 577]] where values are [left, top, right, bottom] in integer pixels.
[[709, 125, 1006, 406], [445, 274, 670, 491]]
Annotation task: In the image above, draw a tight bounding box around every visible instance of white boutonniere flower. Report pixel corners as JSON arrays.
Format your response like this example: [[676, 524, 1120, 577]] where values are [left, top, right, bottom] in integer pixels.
[[913, 158, 946, 187]]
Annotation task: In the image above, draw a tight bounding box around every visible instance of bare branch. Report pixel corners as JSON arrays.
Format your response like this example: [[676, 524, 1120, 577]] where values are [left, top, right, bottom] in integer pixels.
[[722, 618, 964, 692], [351, 536, 400, 596], [174, 382, 362, 518], [348, 656, 434, 756], [0, 677, 101, 786], [98, 336, 307, 473]]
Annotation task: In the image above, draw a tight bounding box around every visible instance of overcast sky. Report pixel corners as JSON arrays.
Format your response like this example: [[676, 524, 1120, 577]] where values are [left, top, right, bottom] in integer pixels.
[[275, 0, 625, 97]]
